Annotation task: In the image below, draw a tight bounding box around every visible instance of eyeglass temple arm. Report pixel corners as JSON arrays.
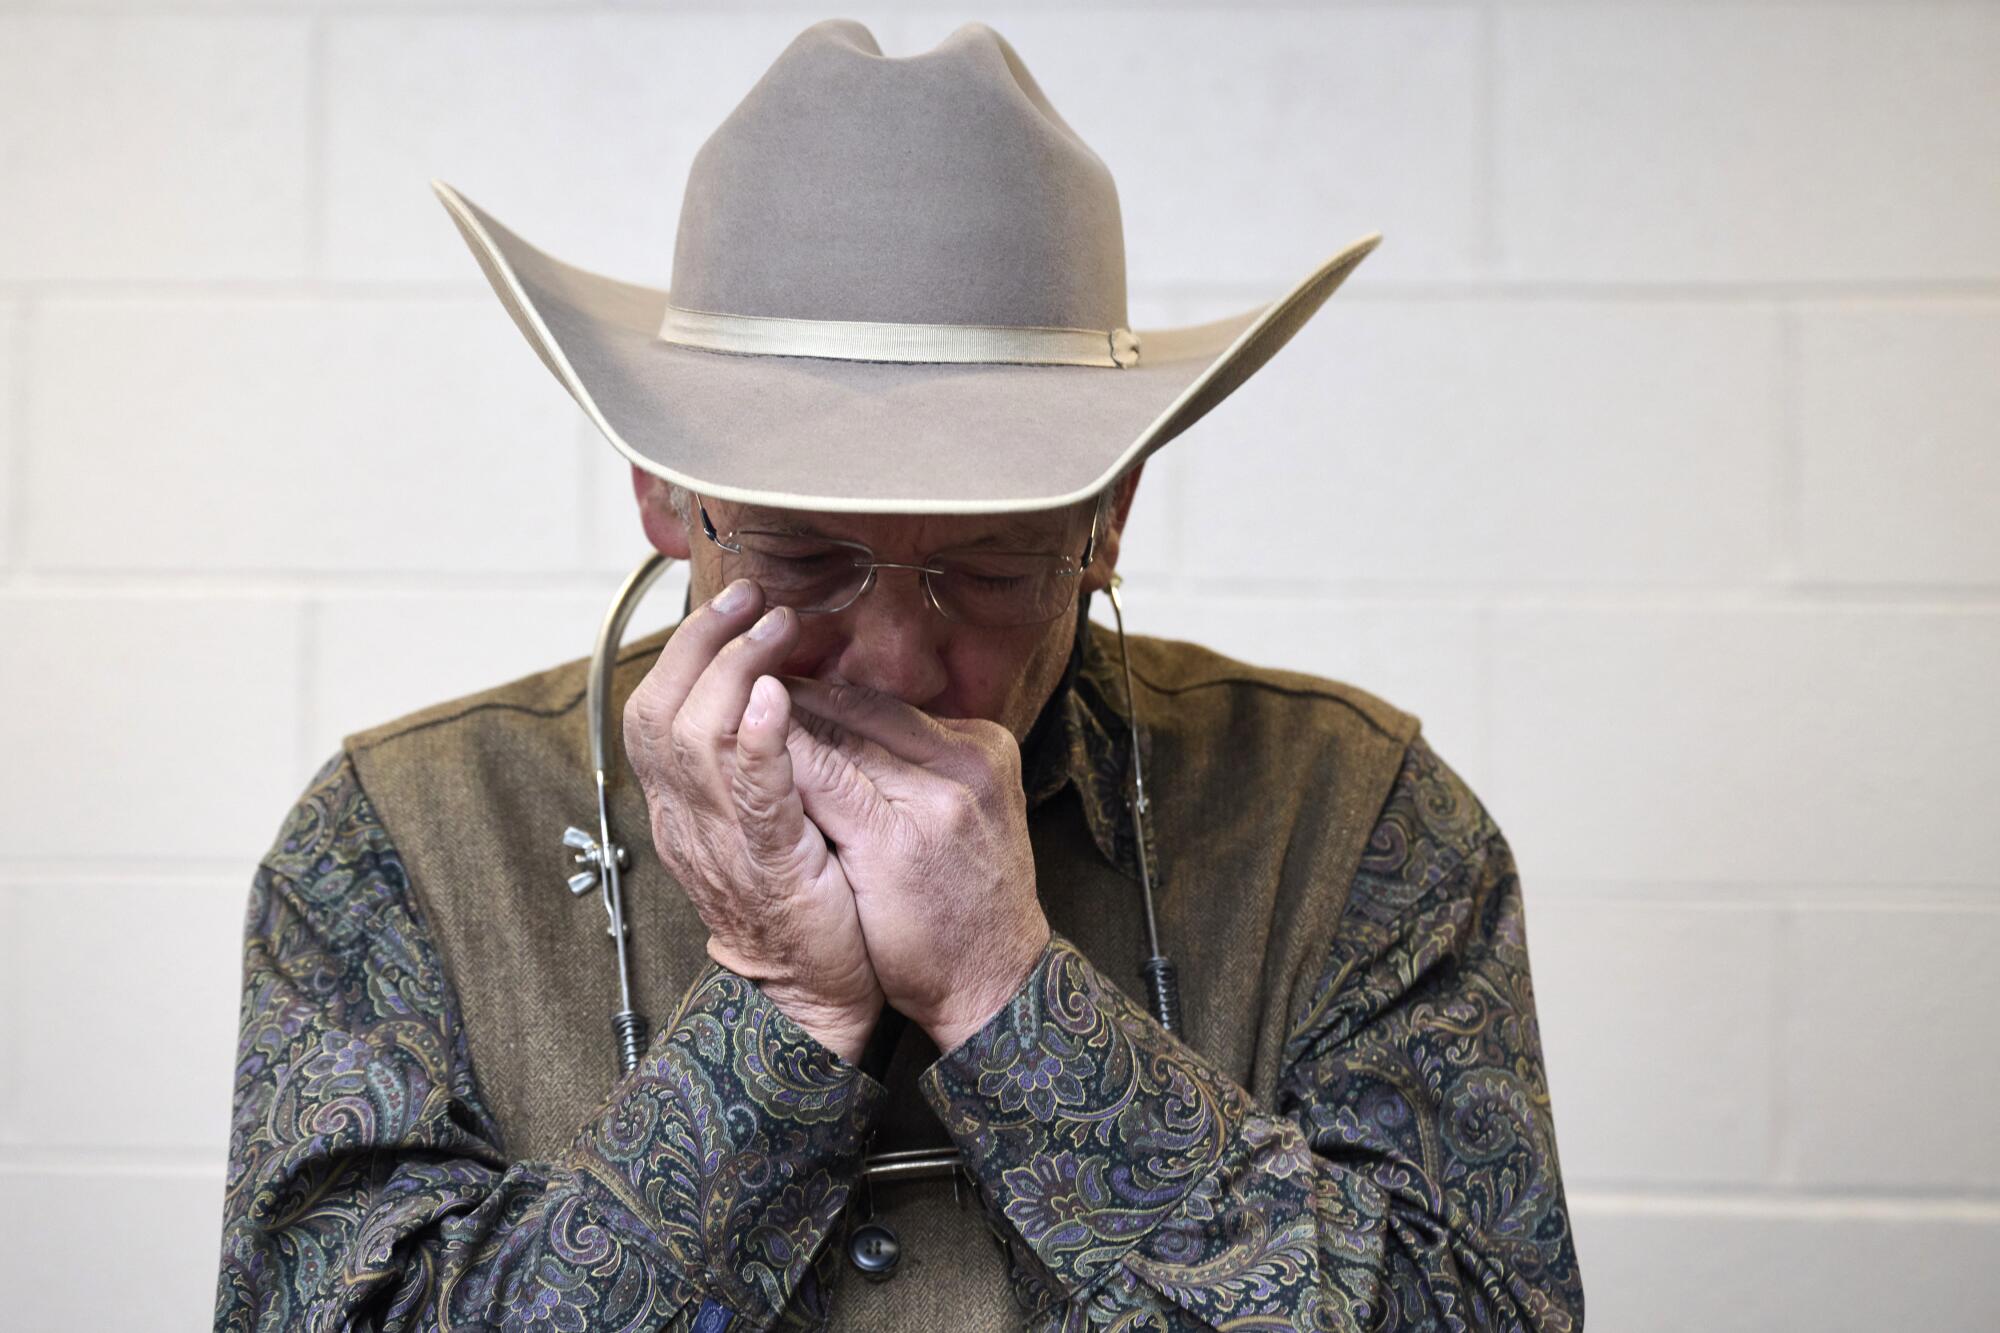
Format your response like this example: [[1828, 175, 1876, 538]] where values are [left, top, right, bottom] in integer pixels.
[[698, 501, 727, 550], [1080, 487, 1114, 567]]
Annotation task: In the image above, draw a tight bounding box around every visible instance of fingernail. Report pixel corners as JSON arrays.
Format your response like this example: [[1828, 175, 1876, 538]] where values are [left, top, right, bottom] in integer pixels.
[[748, 606, 786, 640], [714, 579, 753, 614], [745, 676, 779, 727]]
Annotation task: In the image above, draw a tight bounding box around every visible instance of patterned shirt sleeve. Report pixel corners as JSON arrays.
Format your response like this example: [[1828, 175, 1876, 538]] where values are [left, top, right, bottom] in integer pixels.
[[215, 751, 886, 1333], [920, 734, 1585, 1331]]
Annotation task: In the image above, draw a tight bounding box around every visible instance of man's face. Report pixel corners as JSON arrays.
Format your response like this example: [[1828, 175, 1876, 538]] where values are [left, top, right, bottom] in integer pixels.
[[633, 469, 1138, 742]]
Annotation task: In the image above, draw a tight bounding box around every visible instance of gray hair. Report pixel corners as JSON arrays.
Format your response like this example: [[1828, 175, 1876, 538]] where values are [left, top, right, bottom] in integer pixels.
[[665, 482, 693, 525]]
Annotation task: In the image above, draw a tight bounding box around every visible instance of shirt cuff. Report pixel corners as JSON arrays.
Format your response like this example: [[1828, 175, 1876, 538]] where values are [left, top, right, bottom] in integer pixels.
[[918, 933, 1249, 1299], [566, 964, 886, 1328]]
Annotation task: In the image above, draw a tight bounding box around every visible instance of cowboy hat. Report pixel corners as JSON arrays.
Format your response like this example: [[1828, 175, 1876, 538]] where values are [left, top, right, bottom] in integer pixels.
[[432, 17, 1381, 515]]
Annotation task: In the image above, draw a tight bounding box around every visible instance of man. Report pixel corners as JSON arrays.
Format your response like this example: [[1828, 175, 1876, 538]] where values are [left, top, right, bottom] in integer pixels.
[[217, 18, 1583, 1332]]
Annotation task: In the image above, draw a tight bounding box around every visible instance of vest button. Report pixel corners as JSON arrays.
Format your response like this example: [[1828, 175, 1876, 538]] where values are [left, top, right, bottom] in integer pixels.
[[847, 1221, 902, 1282]]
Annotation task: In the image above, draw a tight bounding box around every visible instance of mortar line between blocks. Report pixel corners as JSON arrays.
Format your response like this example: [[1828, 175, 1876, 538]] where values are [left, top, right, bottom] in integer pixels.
[[1568, 1188, 2000, 1222], [0, 1147, 227, 1178]]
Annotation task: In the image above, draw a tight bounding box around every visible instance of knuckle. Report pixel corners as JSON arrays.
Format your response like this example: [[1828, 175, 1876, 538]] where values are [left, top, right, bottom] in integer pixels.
[[808, 743, 871, 809], [941, 781, 980, 832], [798, 739, 847, 793], [626, 714, 674, 792], [827, 682, 872, 716], [975, 719, 1017, 759], [790, 712, 840, 760], [728, 763, 781, 825], [954, 722, 1017, 783], [987, 730, 1022, 777], [623, 682, 668, 744], [667, 713, 713, 765]]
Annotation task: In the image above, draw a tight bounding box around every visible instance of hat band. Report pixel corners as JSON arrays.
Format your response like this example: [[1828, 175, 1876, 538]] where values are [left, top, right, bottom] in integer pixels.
[[656, 302, 1140, 368]]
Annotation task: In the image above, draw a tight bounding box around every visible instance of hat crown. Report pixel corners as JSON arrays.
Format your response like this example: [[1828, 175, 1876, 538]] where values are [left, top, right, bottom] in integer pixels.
[[670, 20, 1129, 330]]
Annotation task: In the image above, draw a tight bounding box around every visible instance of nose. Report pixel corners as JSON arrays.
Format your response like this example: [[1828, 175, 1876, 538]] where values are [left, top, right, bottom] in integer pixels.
[[825, 568, 949, 709]]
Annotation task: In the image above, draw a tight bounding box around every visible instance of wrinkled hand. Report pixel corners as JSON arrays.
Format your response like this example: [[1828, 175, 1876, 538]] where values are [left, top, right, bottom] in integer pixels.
[[622, 581, 881, 1063], [781, 678, 1052, 1055]]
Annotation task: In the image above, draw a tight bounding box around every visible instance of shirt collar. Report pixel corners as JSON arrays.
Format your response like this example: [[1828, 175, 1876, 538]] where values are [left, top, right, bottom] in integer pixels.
[[1019, 595, 1156, 884]]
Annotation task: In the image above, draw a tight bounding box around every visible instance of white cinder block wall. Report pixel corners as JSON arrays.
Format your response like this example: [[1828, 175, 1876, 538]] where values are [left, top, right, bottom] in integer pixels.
[[2, 3, 1995, 1328]]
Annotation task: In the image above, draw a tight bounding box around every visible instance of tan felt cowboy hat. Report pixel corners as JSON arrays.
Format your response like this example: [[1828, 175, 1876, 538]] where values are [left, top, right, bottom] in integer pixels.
[[433, 17, 1381, 515]]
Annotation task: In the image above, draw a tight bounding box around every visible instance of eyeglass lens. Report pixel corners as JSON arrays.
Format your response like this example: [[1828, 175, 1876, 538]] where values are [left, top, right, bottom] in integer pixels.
[[720, 531, 1080, 626]]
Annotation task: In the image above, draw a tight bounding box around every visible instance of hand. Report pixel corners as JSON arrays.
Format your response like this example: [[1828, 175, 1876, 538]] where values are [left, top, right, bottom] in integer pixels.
[[622, 580, 882, 1064], [780, 678, 1051, 1055]]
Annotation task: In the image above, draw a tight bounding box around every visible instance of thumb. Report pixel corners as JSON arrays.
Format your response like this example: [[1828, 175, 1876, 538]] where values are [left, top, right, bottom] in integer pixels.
[[732, 675, 817, 874]]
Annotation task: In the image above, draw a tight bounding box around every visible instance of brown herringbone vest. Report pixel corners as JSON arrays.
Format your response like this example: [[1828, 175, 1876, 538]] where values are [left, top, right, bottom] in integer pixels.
[[344, 619, 1418, 1330]]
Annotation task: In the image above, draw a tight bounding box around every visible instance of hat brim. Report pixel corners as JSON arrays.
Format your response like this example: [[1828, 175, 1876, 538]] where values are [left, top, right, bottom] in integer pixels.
[[433, 179, 1380, 515]]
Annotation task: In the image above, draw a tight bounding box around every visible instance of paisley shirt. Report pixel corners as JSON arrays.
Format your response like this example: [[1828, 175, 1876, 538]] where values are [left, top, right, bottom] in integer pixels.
[[216, 646, 1583, 1331]]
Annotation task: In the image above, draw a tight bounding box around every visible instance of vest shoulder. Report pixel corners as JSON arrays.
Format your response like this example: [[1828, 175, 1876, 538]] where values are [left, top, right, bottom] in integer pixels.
[[1115, 629, 1422, 747], [342, 653, 592, 756], [342, 625, 672, 757]]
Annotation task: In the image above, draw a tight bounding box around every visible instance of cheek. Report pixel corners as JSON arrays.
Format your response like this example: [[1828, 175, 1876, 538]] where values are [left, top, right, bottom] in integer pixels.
[[937, 644, 1010, 702], [938, 626, 1071, 725], [684, 550, 729, 608]]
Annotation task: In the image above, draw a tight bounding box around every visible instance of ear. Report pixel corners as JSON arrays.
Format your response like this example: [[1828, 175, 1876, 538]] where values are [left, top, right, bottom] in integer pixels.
[[1080, 462, 1144, 594], [632, 465, 693, 559]]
